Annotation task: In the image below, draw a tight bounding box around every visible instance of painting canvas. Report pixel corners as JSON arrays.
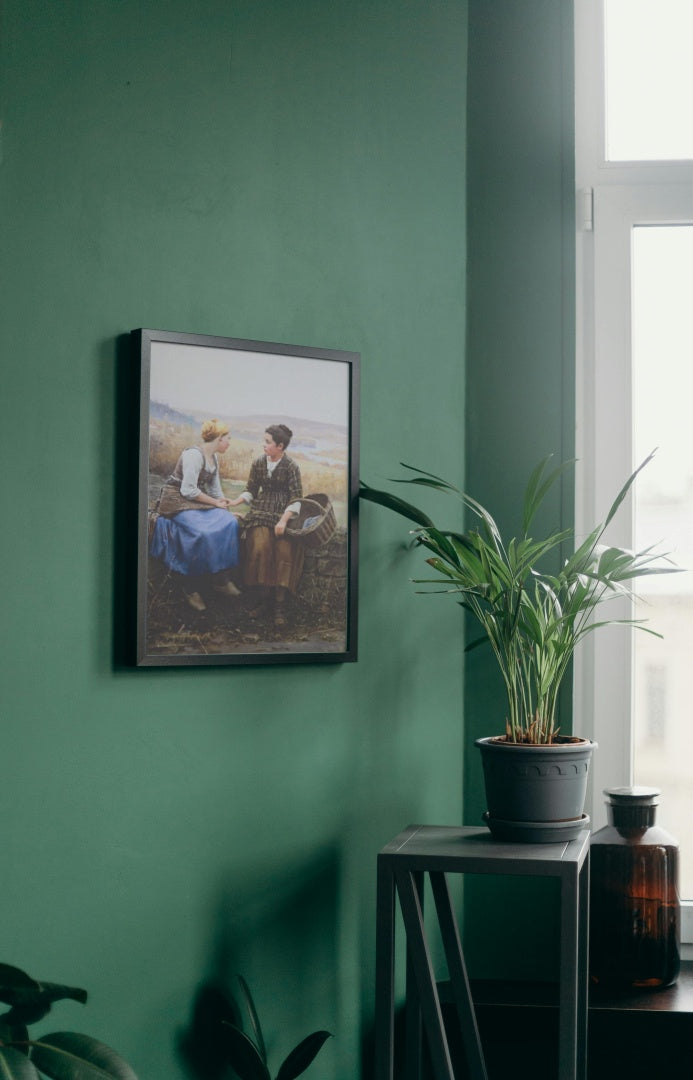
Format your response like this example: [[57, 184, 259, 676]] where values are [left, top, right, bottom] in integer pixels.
[[134, 329, 359, 665]]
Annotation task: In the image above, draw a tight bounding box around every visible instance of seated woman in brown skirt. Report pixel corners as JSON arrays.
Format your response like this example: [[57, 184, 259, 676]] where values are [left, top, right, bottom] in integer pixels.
[[228, 423, 303, 626]]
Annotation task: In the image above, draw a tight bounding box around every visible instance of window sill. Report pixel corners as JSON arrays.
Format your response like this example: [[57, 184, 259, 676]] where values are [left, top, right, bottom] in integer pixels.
[[465, 960, 693, 1014]]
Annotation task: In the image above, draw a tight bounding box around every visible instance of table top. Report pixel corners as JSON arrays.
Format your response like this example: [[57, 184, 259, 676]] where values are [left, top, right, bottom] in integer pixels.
[[379, 824, 590, 876]]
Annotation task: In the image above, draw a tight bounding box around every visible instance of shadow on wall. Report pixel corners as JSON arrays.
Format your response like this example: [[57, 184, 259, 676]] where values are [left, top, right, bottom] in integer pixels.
[[178, 846, 340, 1080]]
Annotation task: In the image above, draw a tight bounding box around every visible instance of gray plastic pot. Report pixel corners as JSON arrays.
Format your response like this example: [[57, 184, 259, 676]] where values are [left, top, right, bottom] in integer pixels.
[[475, 735, 597, 843]]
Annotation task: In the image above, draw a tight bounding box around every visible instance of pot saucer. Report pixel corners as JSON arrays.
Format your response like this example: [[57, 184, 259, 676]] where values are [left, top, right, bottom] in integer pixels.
[[482, 810, 590, 844]]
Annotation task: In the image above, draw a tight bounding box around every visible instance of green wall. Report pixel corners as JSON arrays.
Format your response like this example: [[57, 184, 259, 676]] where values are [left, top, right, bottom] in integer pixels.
[[0, 0, 578, 1066], [0, 3, 466, 1079], [463, 0, 576, 978]]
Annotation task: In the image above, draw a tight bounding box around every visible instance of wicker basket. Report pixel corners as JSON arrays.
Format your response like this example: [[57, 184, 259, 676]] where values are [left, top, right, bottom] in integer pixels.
[[286, 493, 337, 549]]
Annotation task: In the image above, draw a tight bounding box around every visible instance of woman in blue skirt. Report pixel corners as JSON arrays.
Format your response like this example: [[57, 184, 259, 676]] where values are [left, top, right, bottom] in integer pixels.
[[150, 419, 241, 612]]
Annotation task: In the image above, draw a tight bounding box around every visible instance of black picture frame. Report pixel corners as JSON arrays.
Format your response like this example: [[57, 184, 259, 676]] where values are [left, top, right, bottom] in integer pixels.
[[133, 328, 359, 666]]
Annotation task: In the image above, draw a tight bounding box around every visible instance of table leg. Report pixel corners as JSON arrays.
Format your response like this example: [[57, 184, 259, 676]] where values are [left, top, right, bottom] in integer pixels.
[[429, 872, 488, 1080], [559, 870, 580, 1080], [374, 854, 396, 1080], [577, 853, 590, 1080], [395, 868, 455, 1080], [405, 871, 424, 1080]]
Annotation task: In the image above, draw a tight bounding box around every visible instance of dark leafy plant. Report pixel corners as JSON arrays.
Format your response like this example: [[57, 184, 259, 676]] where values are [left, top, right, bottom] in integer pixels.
[[361, 452, 680, 743], [0, 963, 137, 1080], [192, 975, 331, 1080]]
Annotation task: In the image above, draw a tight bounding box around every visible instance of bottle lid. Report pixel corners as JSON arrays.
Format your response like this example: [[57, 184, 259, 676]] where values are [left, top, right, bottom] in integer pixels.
[[603, 786, 660, 805]]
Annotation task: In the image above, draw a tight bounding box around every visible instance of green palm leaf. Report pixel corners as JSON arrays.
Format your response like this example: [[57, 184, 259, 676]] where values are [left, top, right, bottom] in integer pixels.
[[398, 462, 461, 490], [361, 451, 679, 742], [603, 450, 656, 530], [359, 483, 434, 528], [521, 456, 574, 535]]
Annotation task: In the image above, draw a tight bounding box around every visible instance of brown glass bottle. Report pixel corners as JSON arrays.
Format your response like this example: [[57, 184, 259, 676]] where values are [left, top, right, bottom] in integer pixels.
[[589, 787, 680, 990]]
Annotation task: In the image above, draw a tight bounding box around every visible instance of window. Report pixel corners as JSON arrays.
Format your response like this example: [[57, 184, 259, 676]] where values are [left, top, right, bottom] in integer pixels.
[[575, 0, 693, 944], [641, 663, 667, 744], [604, 0, 693, 162]]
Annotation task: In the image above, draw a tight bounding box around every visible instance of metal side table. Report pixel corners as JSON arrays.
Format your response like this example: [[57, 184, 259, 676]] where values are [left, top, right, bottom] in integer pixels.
[[374, 824, 590, 1080]]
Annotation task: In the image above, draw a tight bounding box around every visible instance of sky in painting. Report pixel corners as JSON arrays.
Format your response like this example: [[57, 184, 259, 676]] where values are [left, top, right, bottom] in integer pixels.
[[149, 341, 350, 428]]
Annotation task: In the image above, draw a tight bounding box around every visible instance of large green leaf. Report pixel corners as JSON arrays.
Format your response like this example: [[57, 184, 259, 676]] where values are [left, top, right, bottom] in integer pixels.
[[275, 1032, 332, 1080], [219, 1025, 270, 1080], [0, 968, 87, 1027], [29, 1034, 137, 1080], [235, 976, 266, 1065], [0, 967, 39, 993], [0, 1023, 29, 1049], [0, 1047, 42, 1080]]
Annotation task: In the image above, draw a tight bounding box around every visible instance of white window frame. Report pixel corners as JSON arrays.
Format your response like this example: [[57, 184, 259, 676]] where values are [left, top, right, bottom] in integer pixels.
[[575, 0, 693, 947]]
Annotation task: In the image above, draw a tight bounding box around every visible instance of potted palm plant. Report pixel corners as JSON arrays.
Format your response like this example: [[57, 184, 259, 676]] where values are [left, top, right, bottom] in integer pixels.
[[361, 452, 678, 842]]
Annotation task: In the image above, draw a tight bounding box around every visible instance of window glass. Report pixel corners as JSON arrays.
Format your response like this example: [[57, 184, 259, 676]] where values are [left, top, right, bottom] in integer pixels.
[[632, 225, 693, 896], [577, 0, 693, 941], [605, 0, 693, 161]]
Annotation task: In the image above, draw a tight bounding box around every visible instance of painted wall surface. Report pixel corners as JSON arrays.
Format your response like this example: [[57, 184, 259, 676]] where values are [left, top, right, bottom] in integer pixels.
[[0, 3, 466, 1079], [464, 0, 576, 979]]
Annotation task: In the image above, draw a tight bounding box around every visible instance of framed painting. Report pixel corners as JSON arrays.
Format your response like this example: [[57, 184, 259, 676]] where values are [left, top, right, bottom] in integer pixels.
[[133, 328, 359, 665]]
